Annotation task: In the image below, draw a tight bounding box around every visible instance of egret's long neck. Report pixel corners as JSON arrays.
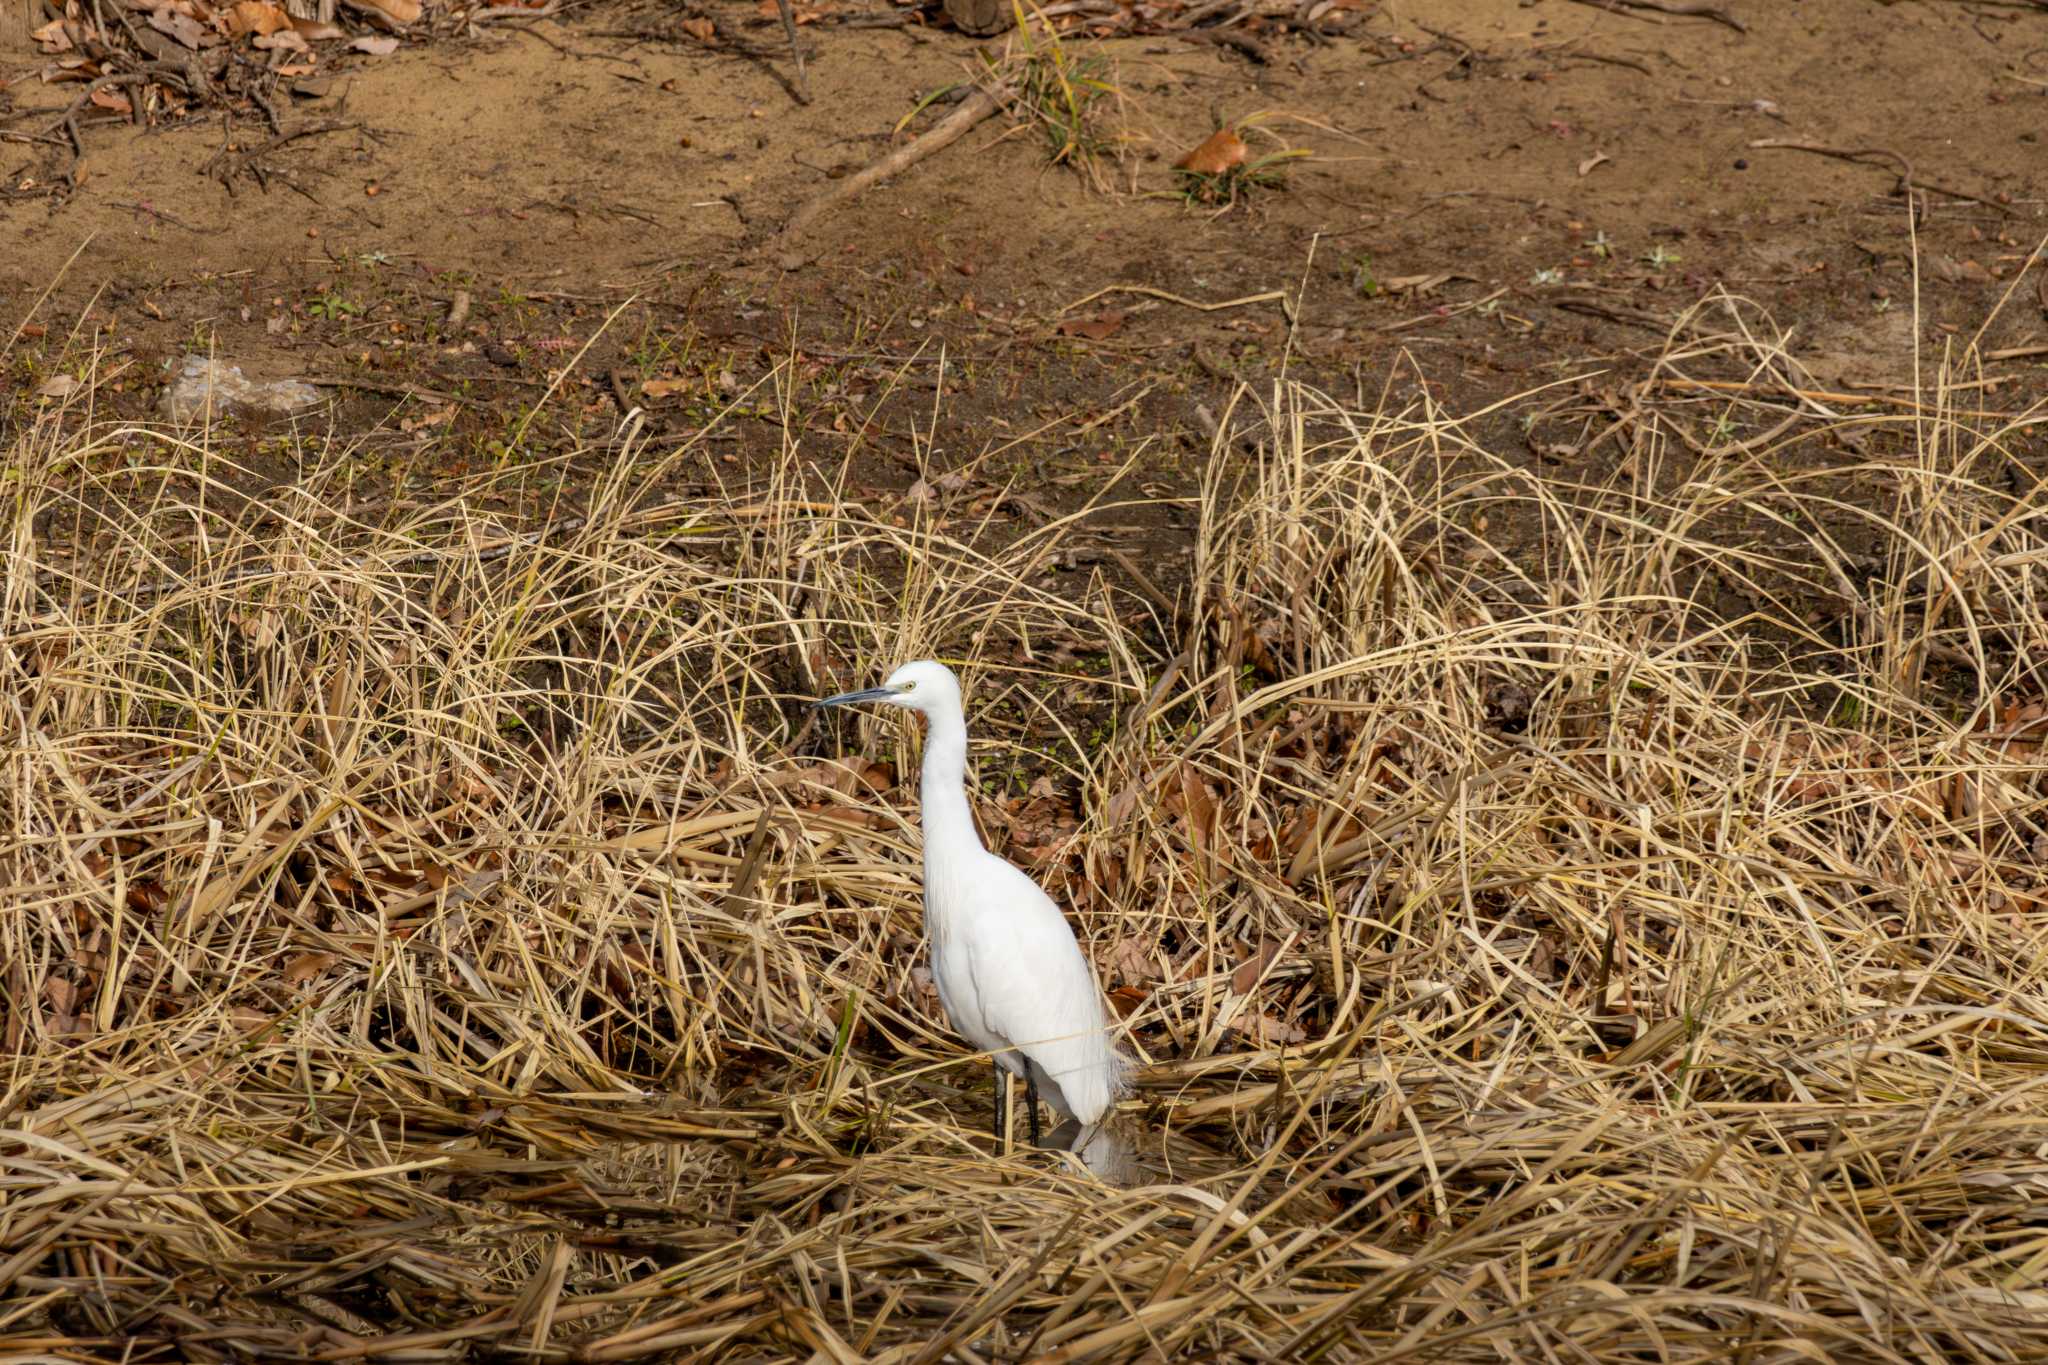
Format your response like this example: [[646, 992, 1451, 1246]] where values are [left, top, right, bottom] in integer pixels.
[[919, 708, 983, 868]]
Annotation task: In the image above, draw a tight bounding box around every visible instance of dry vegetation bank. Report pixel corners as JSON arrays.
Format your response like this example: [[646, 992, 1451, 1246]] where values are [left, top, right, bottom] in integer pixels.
[[3, 292, 2048, 1360]]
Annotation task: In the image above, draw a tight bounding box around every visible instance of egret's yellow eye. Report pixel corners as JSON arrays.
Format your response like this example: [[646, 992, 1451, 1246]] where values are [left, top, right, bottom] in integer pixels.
[[901, 681, 917, 691]]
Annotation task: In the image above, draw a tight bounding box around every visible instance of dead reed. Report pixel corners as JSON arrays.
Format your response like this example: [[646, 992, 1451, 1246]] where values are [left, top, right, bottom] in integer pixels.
[[2, 296, 2046, 1361]]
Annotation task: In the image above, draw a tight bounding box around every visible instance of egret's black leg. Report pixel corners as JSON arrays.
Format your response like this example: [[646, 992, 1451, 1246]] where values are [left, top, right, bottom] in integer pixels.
[[992, 1062, 1008, 1148], [1025, 1071, 1043, 1148]]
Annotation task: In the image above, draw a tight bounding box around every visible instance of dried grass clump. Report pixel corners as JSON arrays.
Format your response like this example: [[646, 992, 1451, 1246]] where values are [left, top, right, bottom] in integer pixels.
[[2, 299, 2047, 1360]]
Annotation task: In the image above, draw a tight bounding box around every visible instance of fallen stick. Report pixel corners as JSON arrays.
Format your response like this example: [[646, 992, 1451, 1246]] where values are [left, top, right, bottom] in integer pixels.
[[1567, 0, 1744, 31], [775, 89, 1002, 242], [1058, 284, 1287, 315], [1746, 138, 2015, 217]]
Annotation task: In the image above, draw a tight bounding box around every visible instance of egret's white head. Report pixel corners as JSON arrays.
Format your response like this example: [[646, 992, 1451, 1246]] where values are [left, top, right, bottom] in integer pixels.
[[814, 659, 961, 718]]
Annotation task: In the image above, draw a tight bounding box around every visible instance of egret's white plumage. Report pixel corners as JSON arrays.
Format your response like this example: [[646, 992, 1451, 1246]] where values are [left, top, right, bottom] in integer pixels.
[[816, 661, 1129, 1147]]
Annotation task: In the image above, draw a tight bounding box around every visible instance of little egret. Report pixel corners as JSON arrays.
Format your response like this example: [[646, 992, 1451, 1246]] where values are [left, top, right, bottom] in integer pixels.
[[814, 660, 1129, 1154]]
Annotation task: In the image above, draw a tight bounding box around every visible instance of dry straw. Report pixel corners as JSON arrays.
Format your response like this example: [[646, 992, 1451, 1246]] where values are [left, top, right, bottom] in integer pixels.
[[3, 291, 2047, 1360]]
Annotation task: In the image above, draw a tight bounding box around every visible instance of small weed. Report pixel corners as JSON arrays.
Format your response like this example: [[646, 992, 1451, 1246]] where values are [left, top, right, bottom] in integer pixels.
[[1642, 244, 1683, 270], [1531, 267, 1565, 286], [308, 291, 357, 321], [992, 31, 1123, 191], [1350, 254, 1380, 298], [1583, 230, 1612, 259]]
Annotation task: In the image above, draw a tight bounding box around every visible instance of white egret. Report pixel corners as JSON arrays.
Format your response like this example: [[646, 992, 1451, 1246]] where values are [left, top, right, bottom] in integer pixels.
[[815, 660, 1129, 1155]]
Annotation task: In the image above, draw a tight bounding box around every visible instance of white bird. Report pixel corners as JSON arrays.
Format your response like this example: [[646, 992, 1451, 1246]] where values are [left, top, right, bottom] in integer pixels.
[[815, 660, 1129, 1156]]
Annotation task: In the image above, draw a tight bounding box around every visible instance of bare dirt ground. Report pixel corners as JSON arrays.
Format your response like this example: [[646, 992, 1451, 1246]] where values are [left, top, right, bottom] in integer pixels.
[[6, 2, 2048, 1360], [5, 0, 2043, 503]]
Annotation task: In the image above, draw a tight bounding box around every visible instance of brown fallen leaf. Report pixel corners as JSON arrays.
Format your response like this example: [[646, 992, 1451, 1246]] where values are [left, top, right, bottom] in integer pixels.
[[33, 17, 74, 52], [680, 15, 715, 41], [89, 87, 134, 115], [1057, 311, 1125, 341], [350, 33, 399, 54], [1230, 938, 1284, 995], [641, 377, 690, 400], [1176, 128, 1248, 176], [254, 28, 310, 51], [43, 976, 79, 1017], [293, 17, 347, 37], [339, 0, 422, 26], [400, 405, 454, 433], [1577, 151, 1610, 177], [228, 1006, 273, 1034], [1108, 935, 1152, 984], [148, 6, 217, 49], [283, 951, 338, 984], [126, 879, 171, 914], [1233, 1007, 1309, 1046], [225, 0, 291, 35], [1108, 985, 1147, 1018]]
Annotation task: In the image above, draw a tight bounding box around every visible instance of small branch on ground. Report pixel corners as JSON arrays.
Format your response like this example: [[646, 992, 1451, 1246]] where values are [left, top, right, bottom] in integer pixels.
[[1567, 0, 1745, 31], [772, 88, 1003, 247], [1745, 139, 2016, 217], [1180, 29, 1272, 62]]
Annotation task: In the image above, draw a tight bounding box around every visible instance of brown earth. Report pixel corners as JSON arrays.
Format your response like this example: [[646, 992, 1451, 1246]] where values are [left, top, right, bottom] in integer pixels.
[[5, 0, 2044, 435]]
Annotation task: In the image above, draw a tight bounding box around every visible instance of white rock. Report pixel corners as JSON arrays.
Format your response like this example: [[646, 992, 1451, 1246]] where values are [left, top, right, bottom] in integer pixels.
[[161, 355, 323, 424]]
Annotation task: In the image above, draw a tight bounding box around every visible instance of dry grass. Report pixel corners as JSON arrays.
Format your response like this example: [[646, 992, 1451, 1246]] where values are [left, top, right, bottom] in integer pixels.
[[3, 294, 2048, 1362]]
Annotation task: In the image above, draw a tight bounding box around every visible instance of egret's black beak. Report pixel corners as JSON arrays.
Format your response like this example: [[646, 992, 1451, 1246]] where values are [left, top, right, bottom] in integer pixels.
[[812, 686, 897, 709]]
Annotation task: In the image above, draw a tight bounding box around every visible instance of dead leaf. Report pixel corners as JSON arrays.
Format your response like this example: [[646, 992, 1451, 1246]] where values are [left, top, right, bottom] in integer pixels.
[[641, 377, 689, 400], [147, 5, 216, 49], [400, 405, 454, 433], [282, 951, 337, 984], [349, 33, 399, 53], [1230, 938, 1284, 995], [1107, 984, 1147, 1018], [1109, 935, 1152, 983], [33, 17, 74, 52], [1177, 127, 1249, 176], [126, 879, 171, 914], [1179, 763, 1217, 853], [253, 27, 310, 51], [1057, 311, 1125, 341], [1577, 151, 1610, 177], [1233, 1007, 1308, 1046], [293, 17, 347, 37], [340, 0, 421, 25], [89, 87, 134, 115], [36, 374, 81, 400], [43, 976, 79, 1016], [680, 15, 715, 41], [225, 0, 290, 35]]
